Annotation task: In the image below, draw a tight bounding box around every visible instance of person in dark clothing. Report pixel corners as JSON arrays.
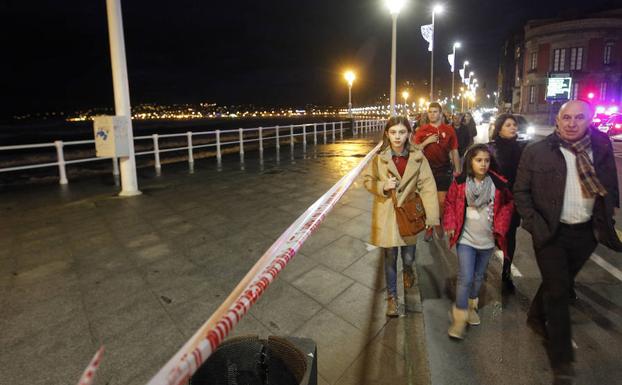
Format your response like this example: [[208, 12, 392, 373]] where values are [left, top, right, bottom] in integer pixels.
[[454, 113, 477, 157], [487, 114, 527, 292], [514, 100, 622, 385]]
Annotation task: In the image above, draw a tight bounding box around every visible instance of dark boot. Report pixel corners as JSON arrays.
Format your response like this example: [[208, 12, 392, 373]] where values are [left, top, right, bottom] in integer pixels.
[[502, 260, 515, 293]]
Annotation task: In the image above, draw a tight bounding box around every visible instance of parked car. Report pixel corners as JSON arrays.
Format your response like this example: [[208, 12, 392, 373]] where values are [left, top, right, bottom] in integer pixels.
[[600, 113, 622, 137]]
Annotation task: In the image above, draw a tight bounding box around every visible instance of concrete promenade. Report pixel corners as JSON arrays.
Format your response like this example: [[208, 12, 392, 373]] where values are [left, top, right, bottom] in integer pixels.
[[0, 132, 433, 385], [2, 127, 622, 385]]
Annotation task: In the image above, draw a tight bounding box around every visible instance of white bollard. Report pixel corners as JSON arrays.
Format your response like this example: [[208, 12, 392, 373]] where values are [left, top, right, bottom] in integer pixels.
[[54, 140, 68, 185], [152, 134, 161, 175], [216, 130, 222, 165]]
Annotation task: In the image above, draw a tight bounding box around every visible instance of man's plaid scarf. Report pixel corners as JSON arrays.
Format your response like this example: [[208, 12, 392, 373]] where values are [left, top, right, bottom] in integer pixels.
[[557, 131, 607, 198]]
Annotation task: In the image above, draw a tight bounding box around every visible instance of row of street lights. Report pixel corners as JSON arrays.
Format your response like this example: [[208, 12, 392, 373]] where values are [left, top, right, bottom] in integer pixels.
[[343, 1, 485, 117]]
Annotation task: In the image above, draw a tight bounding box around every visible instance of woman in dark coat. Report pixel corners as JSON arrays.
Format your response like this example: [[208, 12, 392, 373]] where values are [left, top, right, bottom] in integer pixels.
[[487, 113, 527, 292], [454, 113, 477, 157]]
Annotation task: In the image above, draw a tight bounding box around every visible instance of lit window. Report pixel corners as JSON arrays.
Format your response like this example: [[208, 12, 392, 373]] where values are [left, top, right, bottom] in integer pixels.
[[553, 48, 566, 71], [529, 85, 536, 104], [570, 47, 583, 70], [530, 52, 537, 70], [600, 82, 608, 100], [604, 42, 613, 65]]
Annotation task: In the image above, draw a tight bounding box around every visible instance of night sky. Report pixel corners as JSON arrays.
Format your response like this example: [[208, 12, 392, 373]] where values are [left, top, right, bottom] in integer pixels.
[[4, 0, 619, 120]]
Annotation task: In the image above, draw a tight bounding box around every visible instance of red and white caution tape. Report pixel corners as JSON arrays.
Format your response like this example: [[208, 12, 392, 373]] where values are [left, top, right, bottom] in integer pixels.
[[76, 346, 105, 385], [146, 141, 381, 385]]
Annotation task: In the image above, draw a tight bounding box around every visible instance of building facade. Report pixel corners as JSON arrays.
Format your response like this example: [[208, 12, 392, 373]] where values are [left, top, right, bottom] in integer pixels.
[[502, 9, 622, 124]]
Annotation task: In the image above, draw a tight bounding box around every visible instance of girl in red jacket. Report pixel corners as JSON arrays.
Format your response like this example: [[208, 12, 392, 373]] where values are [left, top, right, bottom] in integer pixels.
[[443, 143, 514, 339]]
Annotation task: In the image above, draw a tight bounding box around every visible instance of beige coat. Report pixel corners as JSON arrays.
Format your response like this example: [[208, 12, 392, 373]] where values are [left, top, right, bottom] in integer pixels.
[[363, 146, 440, 247]]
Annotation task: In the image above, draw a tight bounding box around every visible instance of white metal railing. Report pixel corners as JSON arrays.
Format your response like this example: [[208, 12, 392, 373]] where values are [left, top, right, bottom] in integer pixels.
[[0, 119, 385, 185]]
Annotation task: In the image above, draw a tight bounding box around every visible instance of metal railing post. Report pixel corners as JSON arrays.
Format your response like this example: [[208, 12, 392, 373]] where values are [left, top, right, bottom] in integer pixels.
[[239, 128, 244, 163], [332, 122, 335, 141], [216, 130, 222, 165], [259, 127, 263, 152], [54, 140, 68, 185], [340, 122, 343, 140], [323, 122, 327, 144], [112, 156, 119, 180], [290, 124, 294, 149], [275, 125, 280, 149], [313, 123, 317, 145], [152, 134, 161, 175], [302, 125, 307, 145], [187, 131, 194, 170]]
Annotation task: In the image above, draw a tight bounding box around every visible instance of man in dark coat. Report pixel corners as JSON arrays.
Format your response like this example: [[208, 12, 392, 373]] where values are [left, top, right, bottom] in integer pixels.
[[514, 100, 622, 385]]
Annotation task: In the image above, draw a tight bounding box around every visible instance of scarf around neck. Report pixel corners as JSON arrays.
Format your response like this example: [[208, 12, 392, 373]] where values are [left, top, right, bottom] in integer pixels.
[[556, 131, 607, 198], [466, 175, 494, 209]]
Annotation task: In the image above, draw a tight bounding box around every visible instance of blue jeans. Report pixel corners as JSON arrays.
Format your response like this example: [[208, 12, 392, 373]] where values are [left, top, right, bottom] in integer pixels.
[[456, 244, 494, 309], [382, 245, 416, 298]]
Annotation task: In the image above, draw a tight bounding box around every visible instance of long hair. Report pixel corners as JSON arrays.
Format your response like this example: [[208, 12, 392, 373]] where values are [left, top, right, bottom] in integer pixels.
[[460, 143, 499, 179], [491, 113, 517, 140], [379, 116, 413, 153]]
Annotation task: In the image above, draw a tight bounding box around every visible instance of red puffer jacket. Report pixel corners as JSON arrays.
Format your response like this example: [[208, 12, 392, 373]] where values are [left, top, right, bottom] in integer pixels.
[[443, 171, 515, 257]]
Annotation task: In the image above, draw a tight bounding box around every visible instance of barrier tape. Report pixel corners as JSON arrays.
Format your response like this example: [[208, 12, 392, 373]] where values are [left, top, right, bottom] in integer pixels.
[[146, 141, 382, 385], [76, 346, 105, 385]]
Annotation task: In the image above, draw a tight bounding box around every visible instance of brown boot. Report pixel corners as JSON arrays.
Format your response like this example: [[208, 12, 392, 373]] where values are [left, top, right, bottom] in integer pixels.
[[403, 270, 415, 289], [467, 298, 481, 326], [448, 305, 468, 339], [386, 296, 399, 317]]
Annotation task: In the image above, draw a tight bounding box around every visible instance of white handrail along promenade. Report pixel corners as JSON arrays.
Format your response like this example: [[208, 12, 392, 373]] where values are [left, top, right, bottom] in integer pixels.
[[0, 119, 384, 185]]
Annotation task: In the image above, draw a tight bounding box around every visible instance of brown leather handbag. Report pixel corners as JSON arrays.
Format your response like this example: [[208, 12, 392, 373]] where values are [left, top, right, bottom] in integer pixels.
[[391, 189, 426, 237]]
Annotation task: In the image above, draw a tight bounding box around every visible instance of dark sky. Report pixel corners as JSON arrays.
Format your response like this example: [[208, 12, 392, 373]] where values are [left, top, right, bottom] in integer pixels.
[[3, 0, 619, 119]]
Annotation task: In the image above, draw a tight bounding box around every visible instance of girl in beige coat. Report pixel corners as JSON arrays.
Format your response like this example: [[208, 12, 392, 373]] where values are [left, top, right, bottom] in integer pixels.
[[364, 116, 440, 316]]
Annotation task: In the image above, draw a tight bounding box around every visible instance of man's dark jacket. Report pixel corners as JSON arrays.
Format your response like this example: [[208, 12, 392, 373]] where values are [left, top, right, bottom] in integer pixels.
[[513, 128, 622, 251]]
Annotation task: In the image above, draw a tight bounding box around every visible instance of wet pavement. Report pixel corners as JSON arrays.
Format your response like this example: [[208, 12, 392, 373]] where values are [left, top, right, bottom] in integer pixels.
[[2, 126, 622, 385]]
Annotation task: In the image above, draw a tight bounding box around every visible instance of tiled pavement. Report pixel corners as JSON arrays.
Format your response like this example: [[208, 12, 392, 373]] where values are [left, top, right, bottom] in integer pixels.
[[0, 134, 432, 385]]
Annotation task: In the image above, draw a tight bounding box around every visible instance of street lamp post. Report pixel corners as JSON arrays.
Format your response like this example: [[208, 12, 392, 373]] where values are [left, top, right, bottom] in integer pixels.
[[386, 0, 406, 116], [430, 4, 443, 102], [451, 42, 461, 112], [461, 60, 469, 87], [402, 90, 409, 116], [344, 71, 355, 118]]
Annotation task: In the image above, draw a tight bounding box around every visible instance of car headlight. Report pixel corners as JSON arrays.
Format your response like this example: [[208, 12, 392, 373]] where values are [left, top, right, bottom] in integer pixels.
[[526, 125, 535, 135]]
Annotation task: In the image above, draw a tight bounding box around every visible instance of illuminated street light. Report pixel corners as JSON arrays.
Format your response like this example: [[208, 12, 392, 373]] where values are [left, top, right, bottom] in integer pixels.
[[402, 90, 409, 115], [430, 4, 444, 101], [451, 41, 461, 112], [385, 0, 407, 116], [344, 70, 356, 118]]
